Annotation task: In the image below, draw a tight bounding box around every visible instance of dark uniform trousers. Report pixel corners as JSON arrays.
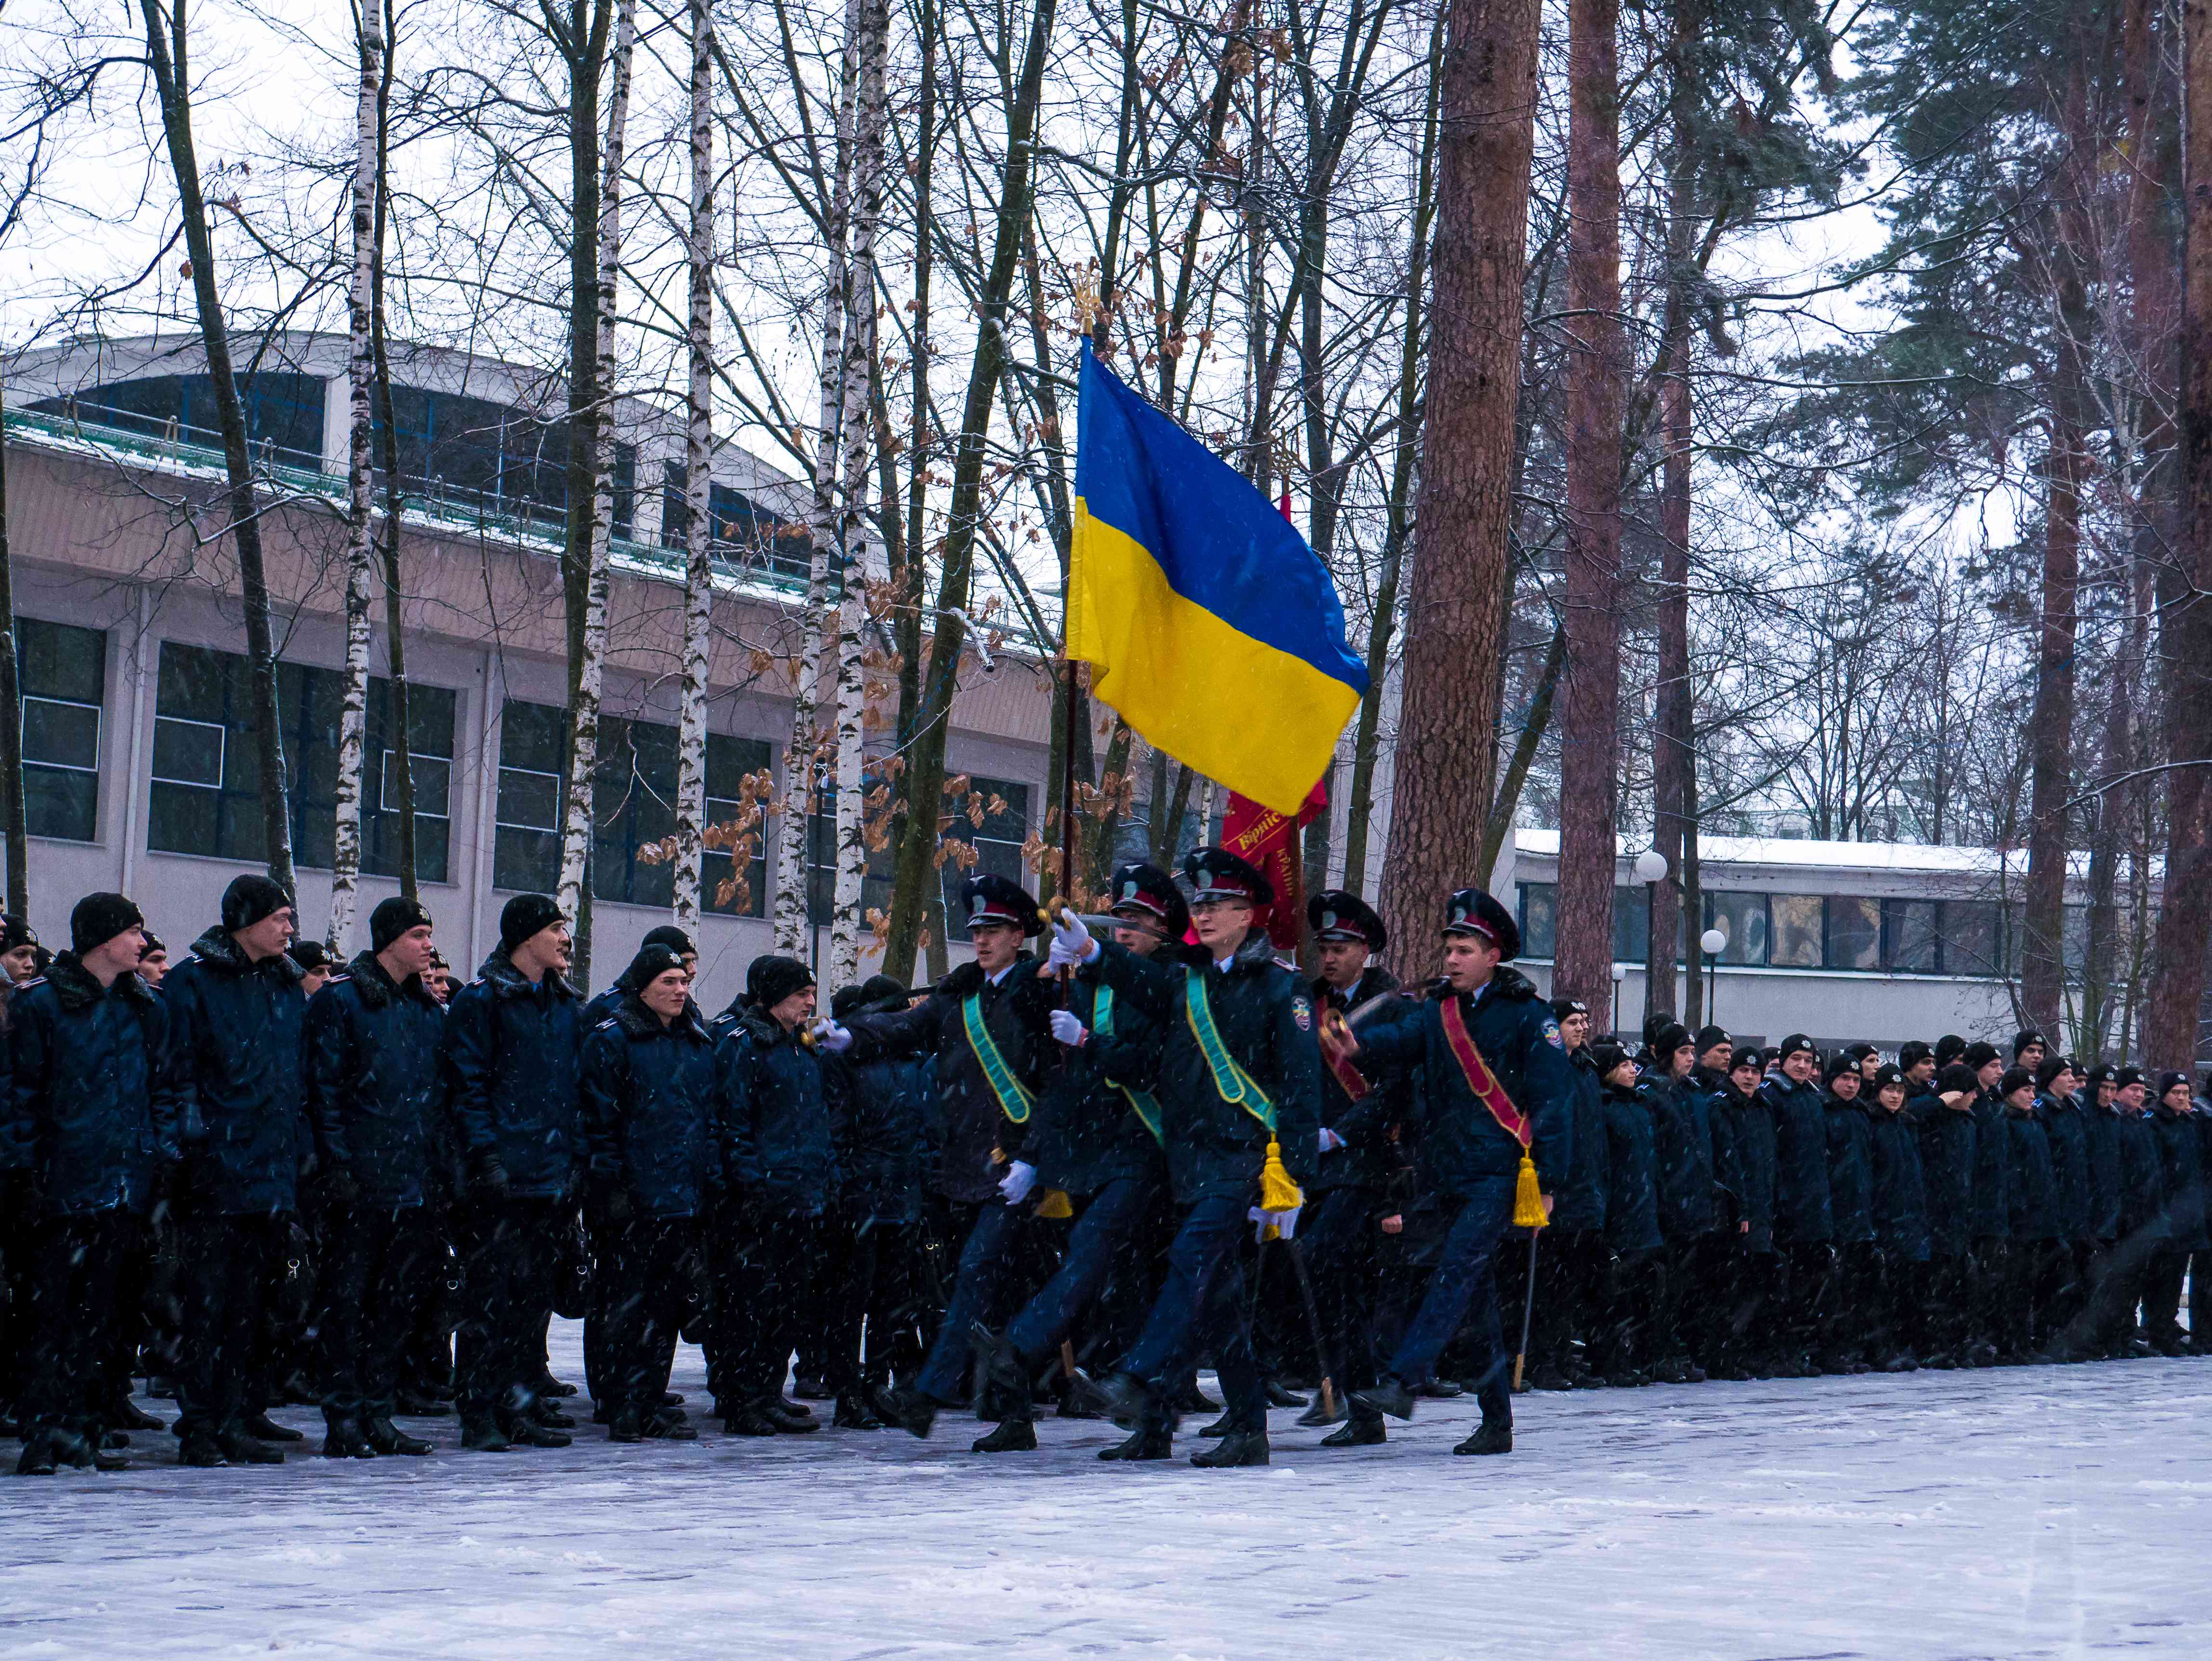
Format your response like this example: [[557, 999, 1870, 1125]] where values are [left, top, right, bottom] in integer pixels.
[[1122, 1192, 1268, 1433], [1382, 1175, 1516, 1422], [1919, 1250, 1972, 1359], [1869, 1254, 1928, 1361], [401, 1209, 461, 1398], [320, 1203, 437, 1420], [2085, 1231, 2156, 1354], [454, 1195, 565, 1422], [1527, 1228, 1605, 1379], [1970, 1236, 2010, 1352], [825, 1218, 924, 1394], [1594, 1248, 1664, 1380], [20, 1210, 135, 1433], [1725, 1245, 1782, 1368], [1297, 1186, 1383, 1400], [914, 1200, 1032, 1405], [1002, 1176, 1159, 1375], [175, 1210, 282, 1438], [2143, 1242, 2189, 1344], [589, 1215, 697, 1416], [1779, 1241, 1835, 1359], [1999, 1240, 2061, 1357], [1823, 1242, 1882, 1364], [716, 1202, 831, 1408], [1670, 1233, 1735, 1369]]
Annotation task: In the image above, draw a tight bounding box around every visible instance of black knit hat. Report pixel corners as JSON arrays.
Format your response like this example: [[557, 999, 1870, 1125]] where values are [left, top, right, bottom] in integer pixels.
[[2001, 1066, 2035, 1098], [2084, 1063, 2118, 1088], [1590, 1041, 1631, 1081], [1655, 1022, 1693, 1061], [1694, 1025, 1731, 1056], [1962, 1041, 2001, 1070], [500, 893, 566, 954], [2116, 1065, 2147, 1091], [1871, 1063, 1906, 1093], [371, 895, 434, 954], [1551, 997, 1589, 1022], [69, 892, 144, 956], [1934, 1034, 1967, 1067], [221, 873, 293, 933], [1899, 1041, 1935, 1070], [642, 924, 696, 957], [2013, 1028, 2046, 1059], [831, 974, 910, 1020], [286, 940, 331, 974], [2159, 1070, 2194, 1099], [747, 953, 816, 1011], [617, 943, 687, 994], [0, 913, 35, 954], [1778, 1032, 1817, 1063], [1728, 1048, 1764, 1077], [138, 932, 165, 958], [2034, 1054, 2073, 1092], [1825, 1051, 1859, 1083], [1937, 1063, 1979, 1095]]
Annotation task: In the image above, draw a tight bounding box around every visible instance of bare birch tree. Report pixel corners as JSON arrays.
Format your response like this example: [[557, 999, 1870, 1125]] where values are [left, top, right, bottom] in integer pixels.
[[672, 0, 715, 932]]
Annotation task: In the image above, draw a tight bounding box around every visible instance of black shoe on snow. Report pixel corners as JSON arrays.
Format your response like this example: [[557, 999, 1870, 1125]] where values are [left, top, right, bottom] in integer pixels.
[[1354, 1379, 1417, 1421], [972, 1417, 1038, 1452], [1197, 1412, 1233, 1438], [459, 1417, 511, 1451], [535, 1374, 579, 1398], [395, 1391, 451, 1417], [608, 1407, 644, 1444], [1264, 1381, 1307, 1409], [243, 1411, 304, 1443], [1055, 1380, 1106, 1420], [1454, 1420, 1513, 1456], [1526, 1368, 1575, 1392], [791, 1375, 832, 1401], [503, 1419, 572, 1449], [644, 1410, 698, 1441], [322, 1417, 377, 1459], [832, 1392, 885, 1430], [1413, 1379, 1463, 1398], [1296, 1396, 1347, 1427], [722, 1409, 779, 1437], [1171, 1382, 1220, 1414], [531, 1402, 576, 1430], [110, 1398, 165, 1433], [1097, 1426, 1172, 1461], [1081, 1369, 1150, 1429], [661, 1392, 685, 1408], [217, 1428, 285, 1464], [1190, 1430, 1268, 1468], [364, 1417, 431, 1455], [879, 1385, 935, 1439], [179, 1433, 229, 1467], [13, 1433, 57, 1476], [1320, 1415, 1386, 1448], [762, 1397, 817, 1428]]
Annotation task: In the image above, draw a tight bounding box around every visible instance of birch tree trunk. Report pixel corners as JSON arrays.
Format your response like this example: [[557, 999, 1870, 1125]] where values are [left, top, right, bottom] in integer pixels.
[[558, 0, 635, 986], [829, 0, 891, 988], [328, 1, 385, 955], [0, 393, 24, 920], [774, 0, 862, 956], [673, 0, 716, 932], [369, 0, 418, 902]]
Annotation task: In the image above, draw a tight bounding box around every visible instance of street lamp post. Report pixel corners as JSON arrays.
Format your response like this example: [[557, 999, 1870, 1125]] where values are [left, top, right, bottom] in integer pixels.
[[1633, 847, 1668, 1028], [1700, 927, 1727, 1026], [1609, 962, 1627, 1039]]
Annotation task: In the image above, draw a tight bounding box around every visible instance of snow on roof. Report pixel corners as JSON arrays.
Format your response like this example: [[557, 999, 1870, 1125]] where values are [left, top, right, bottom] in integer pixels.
[[1508, 828, 2137, 884]]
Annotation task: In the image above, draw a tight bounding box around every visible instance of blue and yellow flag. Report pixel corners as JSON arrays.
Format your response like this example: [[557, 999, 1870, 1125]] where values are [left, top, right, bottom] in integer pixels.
[[1066, 340, 1369, 816]]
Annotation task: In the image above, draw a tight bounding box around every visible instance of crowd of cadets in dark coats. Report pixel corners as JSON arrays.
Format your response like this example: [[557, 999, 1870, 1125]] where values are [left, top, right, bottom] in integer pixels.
[[6, 860, 2212, 1479]]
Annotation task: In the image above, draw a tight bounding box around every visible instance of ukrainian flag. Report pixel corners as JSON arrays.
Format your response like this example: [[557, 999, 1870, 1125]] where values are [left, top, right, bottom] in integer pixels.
[[1066, 340, 1369, 817]]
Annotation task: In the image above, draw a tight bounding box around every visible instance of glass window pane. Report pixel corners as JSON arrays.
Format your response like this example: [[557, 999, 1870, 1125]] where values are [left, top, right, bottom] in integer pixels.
[[148, 779, 217, 855], [1825, 895, 1881, 970], [152, 716, 224, 787], [494, 825, 559, 893], [24, 766, 95, 841], [1942, 900, 2002, 977], [499, 700, 567, 774], [22, 698, 99, 771], [1705, 892, 1767, 965], [2063, 903, 2089, 972], [1518, 883, 1557, 959], [382, 751, 452, 817], [17, 619, 105, 705], [497, 768, 560, 831], [1884, 898, 1938, 972], [1611, 888, 1646, 964], [1770, 895, 1823, 967]]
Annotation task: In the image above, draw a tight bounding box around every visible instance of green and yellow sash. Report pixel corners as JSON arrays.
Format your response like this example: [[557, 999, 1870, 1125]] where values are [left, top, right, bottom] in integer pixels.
[[962, 993, 1033, 1123], [1091, 985, 1164, 1145], [1182, 972, 1276, 1131]]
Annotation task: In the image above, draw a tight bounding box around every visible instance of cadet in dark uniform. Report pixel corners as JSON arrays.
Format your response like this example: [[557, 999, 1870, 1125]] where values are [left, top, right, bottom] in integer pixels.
[[1527, 998, 1606, 1390], [1865, 1064, 1928, 1370], [1758, 1035, 1830, 1378], [1594, 1042, 1662, 1386], [303, 896, 445, 1459], [1053, 849, 1322, 1467], [9, 895, 175, 1475], [1292, 890, 1403, 1441], [1647, 1024, 1716, 1383], [2107, 1068, 2164, 1355], [1999, 1066, 2058, 1361], [1821, 1054, 1875, 1372], [1906, 1062, 1979, 1367], [855, 874, 1059, 1438], [1963, 1042, 2011, 1366], [1338, 888, 1574, 1456], [2145, 1071, 2202, 1355], [969, 864, 1184, 1452], [1710, 1048, 1776, 1379], [2077, 1064, 2125, 1359], [2036, 1056, 2092, 1355]]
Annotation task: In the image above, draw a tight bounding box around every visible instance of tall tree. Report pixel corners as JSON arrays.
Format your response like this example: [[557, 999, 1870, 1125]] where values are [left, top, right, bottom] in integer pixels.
[[0, 384, 23, 921], [673, 0, 716, 932], [369, 0, 417, 903]]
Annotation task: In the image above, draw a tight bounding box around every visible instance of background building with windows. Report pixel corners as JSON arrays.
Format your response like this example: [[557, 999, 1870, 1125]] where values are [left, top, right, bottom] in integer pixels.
[[0, 331, 1055, 1009]]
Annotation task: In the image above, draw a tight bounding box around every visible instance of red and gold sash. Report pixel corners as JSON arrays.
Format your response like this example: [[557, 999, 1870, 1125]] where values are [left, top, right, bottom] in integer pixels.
[[1317, 1004, 1370, 1102], [1438, 993, 1531, 1148]]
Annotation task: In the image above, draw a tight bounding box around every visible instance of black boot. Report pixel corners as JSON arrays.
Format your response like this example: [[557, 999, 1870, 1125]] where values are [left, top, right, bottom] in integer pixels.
[[535, 1372, 579, 1398], [243, 1411, 305, 1443], [1453, 1420, 1513, 1456], [1190, 1429, 1269, 1467], [532, 1400, 577, 1430], [459, 1416, 512, 1451], [216, 1427, 285, 1464], [761, 1397, 817, 1429], [721, 1406, 779, 1436], [971, 1417, 1038, 1452], [1082, 1369, 1150, 1428], [881, 1385, 938, 1439], [1295, 1395, 1346, 1427], [1264, 1380, 1307, 1409], [1171, 1381, 1220, 1413], [322, 1416, 377, 1459], [503, 1417, 573, 1448], [1197, 1412, 1234, 1438], [394, 1390, 451, 1417], [644, 1408, 698, 1440], [1320, 1414, 1386, 1448], [607, 1407, 644, 1444], [832, 1391, 885, 1430], [1352, 1378, 1416, 1421], [109, 1397, 166, 1433], [364, 1417, 432, 1455], [1096, 1425, 1173, 1461], [178, 1432, 229, 1467], [14, 1431, 58, 1476]]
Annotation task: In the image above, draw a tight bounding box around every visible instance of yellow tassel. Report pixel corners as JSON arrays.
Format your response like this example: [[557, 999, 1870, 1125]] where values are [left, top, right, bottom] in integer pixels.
[[1259, 1136, 1304, 1213], [1035, 1188, 1074, 1219], [1512, 1151, 1549, 1229]]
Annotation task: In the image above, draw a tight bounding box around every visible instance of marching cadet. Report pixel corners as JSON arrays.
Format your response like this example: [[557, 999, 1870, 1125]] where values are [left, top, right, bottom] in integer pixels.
[[968, 864, 1184, 1452], [1907, 1062, 1979, 1368], [9, 895, 175, 1475], [580, 943, 718, 1443], [2145, 1072, 2203, 1356], [1821, 1054, 1877, 1373], [1049, 848, 1321, 1467], [1865, 1064, 1928, 1371], [441, 893, 585, 1452], [1710, 1047, 1776, 1379], [1526, 998, 1607, 1391], [2000, 1066, 2058, 1362], [1759, 1035, 1831, 1378], [852, 873, 1059, 1440], [1331, 887, 1574, 1457], [303, 896, 444, 1460]]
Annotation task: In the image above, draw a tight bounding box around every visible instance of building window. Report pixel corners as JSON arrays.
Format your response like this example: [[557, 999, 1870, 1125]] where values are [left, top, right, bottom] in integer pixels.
[[805, 775, 898, 925], [35, 373, 327, 471], [148, 643, 454, 876], [1824, 895, 1882, 971], [1939, 899, 2004, 977], [703, 734, 774, 917], [493, 700, 566, 894], [938, 776, 1032, 920], [1612, 888, 1647, 965], [661, 463, 807, 582], [1883, 898, 1939, 972], [16, 618, 105, 842], [1768, 895, 1824, 968], [377, 386, 635, 539], [1703, 891, 1767, 966], [1517, 883, 1557, 959]]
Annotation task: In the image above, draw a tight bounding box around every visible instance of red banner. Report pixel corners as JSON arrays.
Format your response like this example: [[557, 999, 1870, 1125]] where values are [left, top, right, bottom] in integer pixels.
[[1221, 781, 1327, 952]]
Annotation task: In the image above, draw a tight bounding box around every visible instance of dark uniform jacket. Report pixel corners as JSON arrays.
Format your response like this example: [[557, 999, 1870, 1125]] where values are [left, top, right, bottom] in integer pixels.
[[442, 948, 584, 1200], [822, 992, 937, 1226], [1905, 1087, 1976, 1258], [2083, 1101, 2123, 1243], [1867, 1103, 1929, 1262], [304, 951, 447, 1211], [846, 955, 1055, 1205], [2004, 1103, 2057, 1242], [1760, 1074, 1832, 1245], [1023, 956, 1171, 1198], [1357, 965, 1573, 1202], [1650, 1071, 1719, 1241], [1969, 1087, 2011, 1239], [8, 954, 177, 1215], [2040, 1093, 2091, 1243], [1601, 1084, 1662, 1253], [1553, 1048, 1608, 1234], [1089, 929, 1320, 1206], [163, 926, 307, 1216], [1306, 965, 1405, 1194], [1823, 1091, 1875, 1246], [2116, 1109, 2165, 1238], [2151, 1103, 2207, 1250], [580, 993, 720, 1220], [714, 1002, 840, 1217], [1712, 1079, 1776, 1252]]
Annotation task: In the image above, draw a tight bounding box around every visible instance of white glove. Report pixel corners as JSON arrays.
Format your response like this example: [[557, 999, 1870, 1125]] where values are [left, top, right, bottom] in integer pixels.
[[811, 1018, 853, 1054], [1049, 1008, 1090, 1048], [999, 1160, 1038, 1206], [1048, 907, 1096, 965], [1318, 1127, 1345, 1155], [1250, 1204, 1301, 1241]]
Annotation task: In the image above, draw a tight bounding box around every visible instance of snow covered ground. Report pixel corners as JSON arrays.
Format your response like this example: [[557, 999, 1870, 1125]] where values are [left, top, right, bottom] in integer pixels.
[[5, 1321, 2211, 1660]]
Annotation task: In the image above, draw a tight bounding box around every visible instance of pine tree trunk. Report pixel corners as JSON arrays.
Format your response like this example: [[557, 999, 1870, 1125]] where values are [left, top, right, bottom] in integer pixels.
[[1551, 0, 1627, 1011], [328, 3, 385, 955], [830, 0, 891, 988], [137, 0, 295, 895], [673, 0, 716, 932], [1373, 0, 1540, 973]]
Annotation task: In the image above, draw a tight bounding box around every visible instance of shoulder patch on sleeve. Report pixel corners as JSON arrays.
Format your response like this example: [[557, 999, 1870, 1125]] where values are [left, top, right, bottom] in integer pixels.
[[1544, 1020, 1565, 1049], [1292, 995, 1312, 1032]]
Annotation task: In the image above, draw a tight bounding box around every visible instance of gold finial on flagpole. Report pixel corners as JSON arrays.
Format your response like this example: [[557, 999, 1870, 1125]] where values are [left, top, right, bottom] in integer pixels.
[[1073, 267, 1101, 339]]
